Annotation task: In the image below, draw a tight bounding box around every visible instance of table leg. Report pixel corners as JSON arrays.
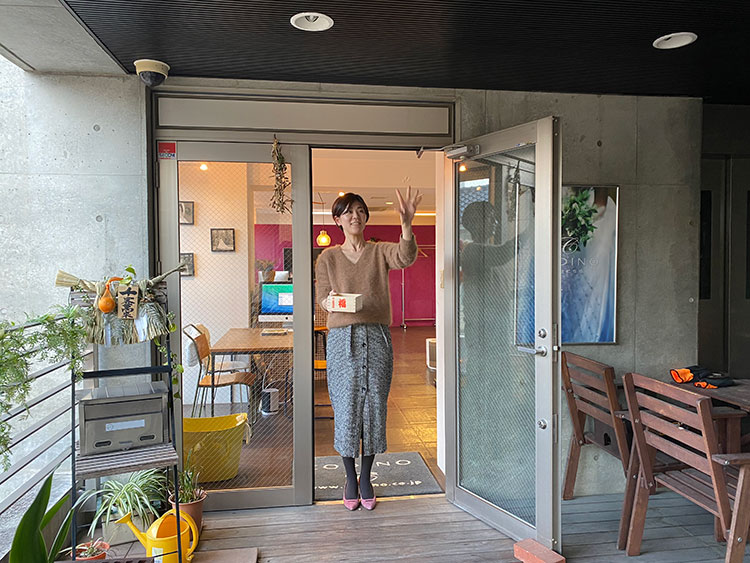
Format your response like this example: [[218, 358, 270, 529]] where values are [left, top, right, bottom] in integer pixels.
[[210, 352, 216, 417]]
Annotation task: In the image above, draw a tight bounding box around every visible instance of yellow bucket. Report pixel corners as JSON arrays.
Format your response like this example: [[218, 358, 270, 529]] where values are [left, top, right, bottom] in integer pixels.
[[183, 413, 247, 482]]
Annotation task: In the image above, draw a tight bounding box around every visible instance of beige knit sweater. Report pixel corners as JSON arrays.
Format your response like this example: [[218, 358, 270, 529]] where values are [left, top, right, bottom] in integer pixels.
[[315, 236, 418, 328]]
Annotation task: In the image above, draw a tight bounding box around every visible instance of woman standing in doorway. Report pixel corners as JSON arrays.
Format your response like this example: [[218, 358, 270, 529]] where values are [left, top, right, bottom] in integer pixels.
[[316, 188, 421, 510]]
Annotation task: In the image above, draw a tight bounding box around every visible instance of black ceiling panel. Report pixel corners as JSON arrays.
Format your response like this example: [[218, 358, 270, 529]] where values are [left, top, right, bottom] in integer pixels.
[[63, 0, 750, 104]]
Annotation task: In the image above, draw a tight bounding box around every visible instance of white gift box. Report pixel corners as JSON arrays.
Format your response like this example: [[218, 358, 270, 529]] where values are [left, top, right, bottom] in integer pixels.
[[327, 293, 363, 313]]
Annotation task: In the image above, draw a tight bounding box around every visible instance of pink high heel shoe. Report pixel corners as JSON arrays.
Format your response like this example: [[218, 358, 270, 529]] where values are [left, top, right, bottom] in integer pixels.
[[360, 483, 376, 510], [343, 481, 360, 510]]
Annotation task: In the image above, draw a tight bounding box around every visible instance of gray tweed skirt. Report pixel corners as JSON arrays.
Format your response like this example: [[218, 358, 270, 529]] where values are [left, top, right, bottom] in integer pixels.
[[326, 323, 393, 457]]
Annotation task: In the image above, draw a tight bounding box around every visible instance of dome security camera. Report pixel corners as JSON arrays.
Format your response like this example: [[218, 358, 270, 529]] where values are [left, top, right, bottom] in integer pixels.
[[133, 59, 170, 87]]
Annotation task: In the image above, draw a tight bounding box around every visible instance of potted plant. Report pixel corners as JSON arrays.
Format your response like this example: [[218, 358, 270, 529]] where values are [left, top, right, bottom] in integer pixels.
[[69, 538, 110, 560], [9, 472, 93, 563], [89, 469, 166, 545], [168, 451, 207, 531]]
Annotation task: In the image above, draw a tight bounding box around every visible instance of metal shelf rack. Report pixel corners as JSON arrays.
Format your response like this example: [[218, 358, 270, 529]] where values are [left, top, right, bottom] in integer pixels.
[[68, 285, 183, 562]]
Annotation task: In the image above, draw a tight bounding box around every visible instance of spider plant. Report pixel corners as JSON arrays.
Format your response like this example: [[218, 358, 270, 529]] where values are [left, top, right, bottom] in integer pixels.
[[169, 450, 205, 504], [88, 469, 166, 536]]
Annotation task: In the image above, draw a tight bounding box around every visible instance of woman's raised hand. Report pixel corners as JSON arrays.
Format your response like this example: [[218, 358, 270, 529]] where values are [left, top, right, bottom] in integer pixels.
[[395, 186, 423, 226]]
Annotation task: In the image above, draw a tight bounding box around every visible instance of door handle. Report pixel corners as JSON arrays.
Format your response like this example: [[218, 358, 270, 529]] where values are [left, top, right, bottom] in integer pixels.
[[517, 345, 548, 357]]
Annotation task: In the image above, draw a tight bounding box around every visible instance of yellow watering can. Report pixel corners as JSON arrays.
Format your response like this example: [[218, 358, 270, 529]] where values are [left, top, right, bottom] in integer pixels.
[[116, 509, 198, 563]]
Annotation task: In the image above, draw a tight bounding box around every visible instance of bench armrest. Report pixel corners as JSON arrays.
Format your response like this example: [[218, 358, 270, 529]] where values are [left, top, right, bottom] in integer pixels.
[[712, 453, 750, 466], [711, 406, 747, 419]]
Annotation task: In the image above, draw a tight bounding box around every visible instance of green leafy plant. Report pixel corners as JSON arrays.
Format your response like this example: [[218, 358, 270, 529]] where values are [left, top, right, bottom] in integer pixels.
[[169, 451, 205, 504], [88, 469, 167, 536], [0, 305, 87, 468], [270, 136, 293, 214], [73, 538, 108, 558], [9, 472, 91, 563], [561, 188, 598, 252]]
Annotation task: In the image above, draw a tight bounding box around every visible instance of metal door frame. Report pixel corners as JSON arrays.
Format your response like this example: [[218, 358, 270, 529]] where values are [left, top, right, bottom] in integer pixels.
[[158, 140, 313, 508], [443, 116, 562, 548]]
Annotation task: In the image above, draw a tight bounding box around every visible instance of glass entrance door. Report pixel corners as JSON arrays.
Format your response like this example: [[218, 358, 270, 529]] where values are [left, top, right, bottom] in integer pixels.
[[158, 141, 313, 509], [446, 117, 560, 547]]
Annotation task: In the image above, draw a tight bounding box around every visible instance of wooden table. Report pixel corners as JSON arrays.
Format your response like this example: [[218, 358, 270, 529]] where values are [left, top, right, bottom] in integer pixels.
[[210, 328, 294, 416], [690, 378, 750, 412], [690, 378, 750, 451]]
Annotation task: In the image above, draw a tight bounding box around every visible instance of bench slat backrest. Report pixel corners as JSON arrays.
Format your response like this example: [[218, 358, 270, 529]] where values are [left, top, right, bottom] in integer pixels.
[[623, 372, 731, 530], [561, 352, 629, 468]]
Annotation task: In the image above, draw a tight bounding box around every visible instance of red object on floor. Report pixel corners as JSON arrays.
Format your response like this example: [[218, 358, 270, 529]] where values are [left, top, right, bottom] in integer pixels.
[[513, 539, 565, 563]]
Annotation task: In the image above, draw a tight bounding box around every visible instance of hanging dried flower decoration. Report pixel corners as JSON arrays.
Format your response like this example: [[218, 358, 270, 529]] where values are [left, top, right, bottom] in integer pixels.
[[271, 135, 293, 214]]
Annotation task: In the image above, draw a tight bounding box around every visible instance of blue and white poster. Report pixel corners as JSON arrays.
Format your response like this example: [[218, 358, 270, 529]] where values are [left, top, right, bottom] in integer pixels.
[[561, 186, 619, 344]]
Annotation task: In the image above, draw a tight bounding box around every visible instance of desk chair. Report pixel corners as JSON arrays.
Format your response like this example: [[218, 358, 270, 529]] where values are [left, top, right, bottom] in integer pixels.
[[313, 326, 332, 420], [184, 328, 258, 417], [313, 301, 333, 420]]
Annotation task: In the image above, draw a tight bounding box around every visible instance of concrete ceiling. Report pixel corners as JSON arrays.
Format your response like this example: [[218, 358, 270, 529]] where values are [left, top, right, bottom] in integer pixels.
[[0, 0, 122, 74]]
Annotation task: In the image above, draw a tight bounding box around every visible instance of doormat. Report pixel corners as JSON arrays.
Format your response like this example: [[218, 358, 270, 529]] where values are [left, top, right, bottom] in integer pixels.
[[314, 451, 443, 501]]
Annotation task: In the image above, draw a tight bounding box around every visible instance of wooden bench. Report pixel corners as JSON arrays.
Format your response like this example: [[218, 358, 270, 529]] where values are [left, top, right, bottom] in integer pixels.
[[618, 372, 750, 562], [561, 352, 631, 499]]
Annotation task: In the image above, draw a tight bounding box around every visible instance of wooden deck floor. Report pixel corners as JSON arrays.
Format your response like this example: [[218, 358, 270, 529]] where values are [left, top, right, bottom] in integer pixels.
[[110, 495, 517, 562], [109, 490, 750, 562], [562, 491, 749, 562]]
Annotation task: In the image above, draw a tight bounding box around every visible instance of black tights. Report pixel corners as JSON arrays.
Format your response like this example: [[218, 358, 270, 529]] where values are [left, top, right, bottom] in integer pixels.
[[343, 454, 375, 500]]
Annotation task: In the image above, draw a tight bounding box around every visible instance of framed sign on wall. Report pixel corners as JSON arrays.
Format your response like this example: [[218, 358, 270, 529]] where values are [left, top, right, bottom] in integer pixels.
[[561, 185, 619, 344]]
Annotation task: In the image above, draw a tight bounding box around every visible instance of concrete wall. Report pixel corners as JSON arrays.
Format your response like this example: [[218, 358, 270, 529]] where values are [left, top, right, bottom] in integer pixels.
[[0, 56, 702, 499], [0, 56, 149, 371], [456, 89, 702, 495]]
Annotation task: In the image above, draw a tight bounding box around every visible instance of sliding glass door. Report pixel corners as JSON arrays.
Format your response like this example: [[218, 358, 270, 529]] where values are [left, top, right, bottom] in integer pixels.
[[158, 141, 313, 509]]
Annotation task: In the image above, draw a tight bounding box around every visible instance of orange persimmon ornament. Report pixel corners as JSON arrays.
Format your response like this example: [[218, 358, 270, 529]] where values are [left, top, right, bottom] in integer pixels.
[[97, 277, 122, 313]]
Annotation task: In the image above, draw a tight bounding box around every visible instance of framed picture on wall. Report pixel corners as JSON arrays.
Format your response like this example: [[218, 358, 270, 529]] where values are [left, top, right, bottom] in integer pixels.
[[211, 228, 235, 252], [180, 253, 195, 276], [561, 185, 619, 344], [179, 201, 194, 225]]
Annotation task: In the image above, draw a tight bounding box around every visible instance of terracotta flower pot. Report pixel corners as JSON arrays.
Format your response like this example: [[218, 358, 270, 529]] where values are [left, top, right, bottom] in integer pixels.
[[169, 491, 207, 534], [73, 541, 110, 560]]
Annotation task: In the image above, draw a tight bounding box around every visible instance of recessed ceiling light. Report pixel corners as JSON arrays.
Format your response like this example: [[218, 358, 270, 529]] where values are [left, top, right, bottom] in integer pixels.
[[385, 201, 394, 205], [290, 12, 334, 32], [199, 163, 208, 171], [459, 163, 467, 172], [338, 191, 345, 196], [652, 32, 697, 50]]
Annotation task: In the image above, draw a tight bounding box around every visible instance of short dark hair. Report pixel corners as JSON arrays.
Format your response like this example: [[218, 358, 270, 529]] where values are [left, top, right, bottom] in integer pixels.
[[331, 193, 369, 230]]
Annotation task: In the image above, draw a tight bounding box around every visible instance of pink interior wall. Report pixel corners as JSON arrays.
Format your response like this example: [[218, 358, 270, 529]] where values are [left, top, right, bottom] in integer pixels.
[[254, 224, 436, 327]]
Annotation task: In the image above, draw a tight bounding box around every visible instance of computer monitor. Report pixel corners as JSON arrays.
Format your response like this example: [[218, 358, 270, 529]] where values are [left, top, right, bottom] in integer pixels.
[[258, 282, 293, 324]]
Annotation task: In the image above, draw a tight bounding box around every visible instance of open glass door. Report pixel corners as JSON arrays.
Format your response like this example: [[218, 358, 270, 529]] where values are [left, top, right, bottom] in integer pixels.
[[445, 117, 561, 548], [158, 141, 313, 509]]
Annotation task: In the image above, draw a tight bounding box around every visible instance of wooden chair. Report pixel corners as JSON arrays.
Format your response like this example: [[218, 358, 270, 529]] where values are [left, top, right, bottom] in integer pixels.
[[185, 330, 258, 417], [561, 352, 631, 500], [618, 372, 750, 561], [313, 325, 333, 420]]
